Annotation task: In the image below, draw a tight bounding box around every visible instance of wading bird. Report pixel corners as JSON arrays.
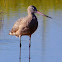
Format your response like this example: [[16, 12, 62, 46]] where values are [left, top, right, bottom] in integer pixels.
[[9, 5, 52, 47]]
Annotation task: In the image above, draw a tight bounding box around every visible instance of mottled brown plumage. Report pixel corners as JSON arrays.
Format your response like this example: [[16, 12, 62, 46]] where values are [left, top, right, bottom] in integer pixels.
[[9, 6, 38, 37], [9, 5, 52, 47]]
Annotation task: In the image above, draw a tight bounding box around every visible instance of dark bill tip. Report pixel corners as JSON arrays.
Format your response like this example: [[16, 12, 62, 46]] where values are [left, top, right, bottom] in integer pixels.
[[44, 15, 52, 19]]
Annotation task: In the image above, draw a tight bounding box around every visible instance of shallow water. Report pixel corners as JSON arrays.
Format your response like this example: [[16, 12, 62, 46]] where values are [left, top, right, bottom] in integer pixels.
[[0, 0, 62, 62]]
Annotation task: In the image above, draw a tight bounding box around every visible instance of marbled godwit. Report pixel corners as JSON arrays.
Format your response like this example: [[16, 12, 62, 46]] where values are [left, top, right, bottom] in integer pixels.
[[9, 5, 52, 47]]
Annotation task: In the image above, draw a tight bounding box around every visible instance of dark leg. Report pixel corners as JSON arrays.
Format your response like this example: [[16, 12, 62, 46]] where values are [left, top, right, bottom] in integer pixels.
[[19, 47, 21, 62], [19, 35, 21, 48], [29, 35, 31, 61], [29, 35, 31, 47], [19, 35, 21, 62]]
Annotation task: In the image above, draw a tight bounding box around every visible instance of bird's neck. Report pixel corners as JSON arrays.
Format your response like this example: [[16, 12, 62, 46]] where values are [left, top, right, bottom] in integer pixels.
[[28, 11, 35, 17]]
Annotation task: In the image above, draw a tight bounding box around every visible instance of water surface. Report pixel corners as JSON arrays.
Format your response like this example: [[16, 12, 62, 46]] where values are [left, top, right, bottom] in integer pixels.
[[0, 0, 62, 62]]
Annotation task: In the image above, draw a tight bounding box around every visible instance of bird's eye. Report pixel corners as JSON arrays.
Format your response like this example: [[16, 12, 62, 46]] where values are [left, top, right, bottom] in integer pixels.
[[32, 8, 34, 10]]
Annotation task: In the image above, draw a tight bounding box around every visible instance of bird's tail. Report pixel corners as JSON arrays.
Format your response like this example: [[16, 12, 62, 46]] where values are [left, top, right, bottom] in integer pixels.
[[9, 32, 12, 35]]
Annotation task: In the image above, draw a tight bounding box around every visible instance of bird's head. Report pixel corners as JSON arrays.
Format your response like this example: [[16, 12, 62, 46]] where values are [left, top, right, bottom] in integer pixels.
[[27, 5, 37, 13], [27, 5, 52, 19]]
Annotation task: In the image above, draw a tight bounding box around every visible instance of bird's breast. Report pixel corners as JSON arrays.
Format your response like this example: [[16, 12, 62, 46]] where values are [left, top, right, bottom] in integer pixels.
[[27, 16, 38, 34], [20, 16, 38, 35]]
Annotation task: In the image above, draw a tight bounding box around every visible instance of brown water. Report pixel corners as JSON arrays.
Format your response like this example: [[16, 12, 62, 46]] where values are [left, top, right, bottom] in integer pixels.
[[0, 0, 62, 62]]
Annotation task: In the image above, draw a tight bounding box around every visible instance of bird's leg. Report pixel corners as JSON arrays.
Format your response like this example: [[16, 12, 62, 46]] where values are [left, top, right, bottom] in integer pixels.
[[19, 35, 21, 48], [29, 35, 31, 47], [19, 46, 21, 60], [29, 35, 31, 60], [19, 35, 21, 60]]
